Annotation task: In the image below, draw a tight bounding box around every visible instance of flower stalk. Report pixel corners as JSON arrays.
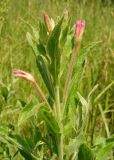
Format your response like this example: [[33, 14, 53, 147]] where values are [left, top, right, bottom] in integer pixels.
[[63, 20, 85, 109], [13, 69, 49, 106], [55, 85, 63, 160]]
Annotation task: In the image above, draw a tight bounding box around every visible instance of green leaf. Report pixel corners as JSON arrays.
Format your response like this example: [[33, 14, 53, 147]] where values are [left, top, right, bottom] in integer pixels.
[[31, 26, 39, 42], [36, 55, 55, 99], [68, 41, 101, 105], [75, 98, 83, 129], [38, 106, 60, 135], [0, 127, 9, 136], [47, 18, 63, 59], [1, 86, 9, 101], [38, 106, 60, 155], [18, 101, 39, 126], [78, 144, 95, 160], [33, 126, 42, 145], [59, 33, 73, 79], [11, 134, 31, 152], [9, 134, 34, 160], [96, 142, 114, 160], [39, 21, 48, 44], [47, 18, 63, 84], [77, 92, 89, 118], [60, 22, 69, 47], [18, 98, 26, 107], [26, 32, 38, 56], [0, 128, 34, 160], [37, 43, 46, 56], [63, 33, 73, 56], [19, 149, 33, 160], [27, 28, 46, 57], [65, 134, 84, 159]]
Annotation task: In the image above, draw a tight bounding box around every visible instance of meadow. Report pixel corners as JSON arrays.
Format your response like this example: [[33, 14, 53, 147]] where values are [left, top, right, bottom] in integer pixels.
[[0, 0, 114, 159]]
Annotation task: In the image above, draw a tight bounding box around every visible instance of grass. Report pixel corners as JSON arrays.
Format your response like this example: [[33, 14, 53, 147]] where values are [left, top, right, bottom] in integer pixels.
[[0, 0, 114, 159]]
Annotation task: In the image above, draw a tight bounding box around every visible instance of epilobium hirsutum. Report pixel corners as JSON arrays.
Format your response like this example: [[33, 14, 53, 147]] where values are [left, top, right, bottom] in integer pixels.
[[12, 14, 88, 160]]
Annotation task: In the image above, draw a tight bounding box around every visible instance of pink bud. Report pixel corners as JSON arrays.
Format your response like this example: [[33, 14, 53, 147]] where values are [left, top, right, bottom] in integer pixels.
[[13, 69, 49, 105], [75, 20, 85, 42], [13, 69, 35, 83]]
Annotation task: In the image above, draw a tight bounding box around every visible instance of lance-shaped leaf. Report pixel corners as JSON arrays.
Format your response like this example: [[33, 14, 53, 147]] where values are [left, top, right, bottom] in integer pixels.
[[1, 86, 9, 101], [18, 101, 39, 126], [38, 105, 60, 155], [37, 42, 46, 56], [47, 18, 63, 84], [96, 142, 114, 160], [0, 128, 35, 160], [67, 42, 101, 106], [26, 32, 38, 56], [36, 55, 55, 99], [78, 144, 95, 160], [60, 21, 70, 47], [27, 31, 46, 57], [38, 106, 60, 135], [39, 21, 48, 44]]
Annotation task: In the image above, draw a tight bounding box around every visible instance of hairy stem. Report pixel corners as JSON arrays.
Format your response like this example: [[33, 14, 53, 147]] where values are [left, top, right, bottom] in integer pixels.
[[32, 81, 50, 107], [55, 86, 63, 160]]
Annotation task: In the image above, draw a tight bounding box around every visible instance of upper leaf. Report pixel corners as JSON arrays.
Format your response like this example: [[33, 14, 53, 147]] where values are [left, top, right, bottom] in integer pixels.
[[39, 21, 48, 44], [78, 144, 95, 160], [36, 55, 55, 100], [18, 101, 39, 126], [47, 18, 63, 84]]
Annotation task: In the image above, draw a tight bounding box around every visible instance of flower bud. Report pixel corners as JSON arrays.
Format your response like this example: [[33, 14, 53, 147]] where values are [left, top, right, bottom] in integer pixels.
[[13, 69, 49, 105], [75, 20, 85, 43], [43, 12, 55, 32], [13, 69, 35, 83]]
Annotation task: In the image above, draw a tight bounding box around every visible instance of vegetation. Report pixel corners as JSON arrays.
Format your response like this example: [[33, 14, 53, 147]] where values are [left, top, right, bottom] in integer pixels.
[[0, 0, 114, 159]]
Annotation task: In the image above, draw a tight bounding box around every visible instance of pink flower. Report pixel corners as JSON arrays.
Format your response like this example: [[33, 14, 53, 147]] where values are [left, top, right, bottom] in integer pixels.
[[75, 20, 85, 42], [13, 69, 35, 83]]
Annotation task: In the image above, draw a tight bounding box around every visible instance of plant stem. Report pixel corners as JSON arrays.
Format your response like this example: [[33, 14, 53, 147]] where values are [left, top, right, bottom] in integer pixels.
[[94, 81, 114, 103], [55, 85, 63, 160], [56, 86, 61, 121], [32, 81, 51, 108], [90, 104, 97, 146], [99, 103, 110, 138]]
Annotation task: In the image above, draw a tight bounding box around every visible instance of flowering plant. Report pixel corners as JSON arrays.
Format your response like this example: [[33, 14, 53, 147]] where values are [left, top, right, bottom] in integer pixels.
[[1, 12, 99, 160]]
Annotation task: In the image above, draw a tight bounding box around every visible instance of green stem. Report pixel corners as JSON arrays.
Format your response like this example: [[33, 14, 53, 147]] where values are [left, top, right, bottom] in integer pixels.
[[99, 104, 110, 138], [32, 81, 51, 109], [55, 85, 63, 160], [90, 104, 97, 146], [94, 81, 114, 103]]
